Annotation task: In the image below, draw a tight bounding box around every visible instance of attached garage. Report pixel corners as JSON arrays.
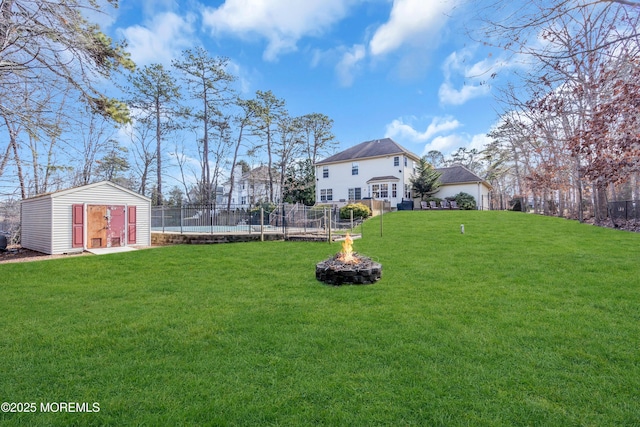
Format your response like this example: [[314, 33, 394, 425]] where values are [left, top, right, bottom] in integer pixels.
[[21, 181, 151, 255]]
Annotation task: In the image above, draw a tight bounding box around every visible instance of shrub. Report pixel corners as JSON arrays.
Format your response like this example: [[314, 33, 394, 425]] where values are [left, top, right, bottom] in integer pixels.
[[340, 203, 371, 220], [251, 202, 276, 215], [453, 192, 476, 210]]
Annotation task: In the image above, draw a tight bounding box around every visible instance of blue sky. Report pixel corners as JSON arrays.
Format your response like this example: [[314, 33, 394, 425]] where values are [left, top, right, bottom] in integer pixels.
[[106, 0, 520, 160]]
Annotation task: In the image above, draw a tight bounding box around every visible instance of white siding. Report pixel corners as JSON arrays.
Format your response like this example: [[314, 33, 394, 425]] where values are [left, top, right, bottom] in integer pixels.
[[434, 183, 491, 210], [51, 184, 151, 254], [21, 197, 53, 254], [20, 181, 151, 255], [317, 155, 415, 206]]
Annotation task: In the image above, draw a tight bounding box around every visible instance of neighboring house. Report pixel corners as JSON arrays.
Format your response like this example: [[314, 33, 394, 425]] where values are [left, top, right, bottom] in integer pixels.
[[20, 181, 151, 254], [433, 164, 493, 210], [225, 165, 282, 209], [313, 138, 492, 210], [314, 138, 421, 207]]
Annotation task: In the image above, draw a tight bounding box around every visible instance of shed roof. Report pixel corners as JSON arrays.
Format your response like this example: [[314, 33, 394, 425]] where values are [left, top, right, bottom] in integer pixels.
[[316, 138, 420, 165], [21, 180, 151, 202]]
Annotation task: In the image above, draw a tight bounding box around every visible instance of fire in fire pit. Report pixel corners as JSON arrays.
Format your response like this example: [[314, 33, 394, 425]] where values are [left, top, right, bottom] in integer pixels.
[[316, 233, 382, 285]]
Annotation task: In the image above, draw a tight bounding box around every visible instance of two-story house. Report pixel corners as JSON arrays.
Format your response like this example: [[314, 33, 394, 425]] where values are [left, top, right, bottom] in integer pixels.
[[314, 138, 493, 209], [314, 138, 420, 207], [225, 165, 282, 208]]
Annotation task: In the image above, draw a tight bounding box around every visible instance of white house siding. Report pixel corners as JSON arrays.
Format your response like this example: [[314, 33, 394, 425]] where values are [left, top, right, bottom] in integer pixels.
[[20, 197, 53, 254], [316, 155, 415, 206], [434, 183, 491, 210], [226, 165, 282, 209]]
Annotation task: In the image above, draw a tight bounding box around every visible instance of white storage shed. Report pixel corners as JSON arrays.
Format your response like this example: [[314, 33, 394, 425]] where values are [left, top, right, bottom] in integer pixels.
[[20, 181, 151, 255]]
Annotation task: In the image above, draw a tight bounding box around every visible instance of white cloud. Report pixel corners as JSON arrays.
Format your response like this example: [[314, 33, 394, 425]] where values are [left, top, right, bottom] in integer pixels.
[[369, 0, 458, 57], [335, 44, 366, 86], [202, 0, 354, 61], [438, 81, 491, 106], [383, 114, 491, 157], [385, 116, 462, 142], [420, 133, 491, 157], [423, 134, 466, 155], [438, 47, 530, 105], [468, 133, 492, 152], [438, 48, 493, 105], [118, 12, 195, 66]]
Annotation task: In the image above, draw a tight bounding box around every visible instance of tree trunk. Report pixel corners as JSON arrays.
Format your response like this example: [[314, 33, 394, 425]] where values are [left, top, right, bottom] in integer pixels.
[[155, 97, 162, 205]]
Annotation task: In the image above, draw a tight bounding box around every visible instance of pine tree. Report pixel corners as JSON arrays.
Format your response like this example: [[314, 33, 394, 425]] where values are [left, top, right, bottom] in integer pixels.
[[410, 157, 441, 200]]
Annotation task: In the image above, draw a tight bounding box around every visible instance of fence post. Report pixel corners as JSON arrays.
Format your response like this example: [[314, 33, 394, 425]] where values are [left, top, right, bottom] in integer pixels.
[[282, 204, 286, 234], [180, 205, 183, 234], [260, 208, 264, 242], [350, 209, 353, 232], [161, 206, 165, 233]]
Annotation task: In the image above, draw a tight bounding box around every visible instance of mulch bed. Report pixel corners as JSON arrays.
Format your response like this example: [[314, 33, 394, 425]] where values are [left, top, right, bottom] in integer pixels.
[[0, 246, 52, 263]]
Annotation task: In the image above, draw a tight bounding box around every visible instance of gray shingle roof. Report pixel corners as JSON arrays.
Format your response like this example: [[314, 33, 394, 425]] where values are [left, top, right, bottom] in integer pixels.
[[436, 164, 486, 185], [315, 138, 420, 165]]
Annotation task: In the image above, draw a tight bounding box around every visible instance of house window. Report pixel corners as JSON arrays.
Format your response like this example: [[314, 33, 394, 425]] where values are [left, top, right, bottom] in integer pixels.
[[352, 162, 359, 175], [323, 166, 329, 178], [404, 157, 407, 166], [394, 156, 399, 167], [241, 196, 247, 205], [348, 187, 361, 200], [320, 189, 333, 201], [392, 183, 397, 198], [372, 184, 380, 198], [380, 183, 389, 198], [405, 187, 411, 199]]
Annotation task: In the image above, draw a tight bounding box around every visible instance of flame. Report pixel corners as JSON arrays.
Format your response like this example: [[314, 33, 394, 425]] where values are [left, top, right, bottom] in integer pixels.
[[337, 233, 358, 263]]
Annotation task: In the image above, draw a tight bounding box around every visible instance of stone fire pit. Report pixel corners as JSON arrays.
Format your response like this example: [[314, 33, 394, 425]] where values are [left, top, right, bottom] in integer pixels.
[[315, 234, 382, 285]]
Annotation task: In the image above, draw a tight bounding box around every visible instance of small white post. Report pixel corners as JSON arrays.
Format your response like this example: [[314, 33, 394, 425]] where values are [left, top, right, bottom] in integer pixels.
[[460, 224, 465, 234]]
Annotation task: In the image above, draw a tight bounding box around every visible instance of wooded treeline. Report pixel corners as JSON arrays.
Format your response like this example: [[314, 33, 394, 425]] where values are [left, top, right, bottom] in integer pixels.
[[0, 0, 338, 207], [472, 0, 640, 222]]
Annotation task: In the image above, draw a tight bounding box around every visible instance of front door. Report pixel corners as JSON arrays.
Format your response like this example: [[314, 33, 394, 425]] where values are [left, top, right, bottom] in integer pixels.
[[107, 205, 126, 247], [86, 205, 126, 249]]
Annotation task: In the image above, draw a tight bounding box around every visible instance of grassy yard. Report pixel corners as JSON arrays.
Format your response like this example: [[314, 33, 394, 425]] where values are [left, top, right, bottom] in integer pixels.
[[1, 211, 639, 426]]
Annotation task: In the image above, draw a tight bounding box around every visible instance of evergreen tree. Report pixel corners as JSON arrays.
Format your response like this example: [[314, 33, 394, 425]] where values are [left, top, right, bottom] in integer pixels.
[[410, 157, 441, 200]]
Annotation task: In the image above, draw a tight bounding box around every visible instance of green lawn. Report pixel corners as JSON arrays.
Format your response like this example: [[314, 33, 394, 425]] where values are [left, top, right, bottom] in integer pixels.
[[1, 211, 639, 426]]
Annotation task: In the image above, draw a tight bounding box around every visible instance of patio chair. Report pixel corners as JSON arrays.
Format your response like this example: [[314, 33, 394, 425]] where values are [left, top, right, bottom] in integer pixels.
[[450, 200, 459, 209], [420, 201, 428, 210], [441, 200, 450, 209], [429, 201, 438, 209]]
